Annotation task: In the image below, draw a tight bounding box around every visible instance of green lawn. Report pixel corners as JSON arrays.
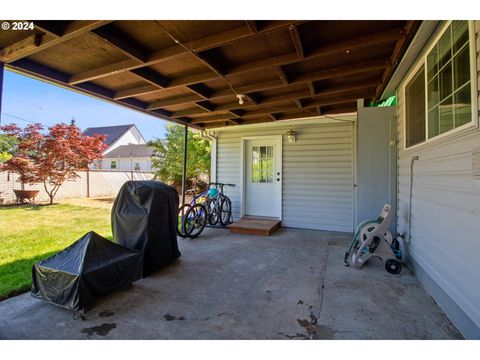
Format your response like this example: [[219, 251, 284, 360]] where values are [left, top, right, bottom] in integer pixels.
[[0, 203, 112, 299]]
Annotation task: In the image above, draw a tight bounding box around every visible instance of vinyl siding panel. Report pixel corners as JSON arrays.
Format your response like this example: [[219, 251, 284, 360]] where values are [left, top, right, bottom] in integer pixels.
[[215, 121, 354, 232], [396, 21, 480, 334]]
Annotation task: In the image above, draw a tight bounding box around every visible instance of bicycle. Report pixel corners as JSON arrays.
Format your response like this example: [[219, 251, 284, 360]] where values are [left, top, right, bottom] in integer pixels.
[[177, 182, 236, 238]]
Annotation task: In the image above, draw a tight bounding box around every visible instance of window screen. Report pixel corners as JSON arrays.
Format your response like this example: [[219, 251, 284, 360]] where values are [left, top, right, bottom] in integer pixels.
[[405, 67, 426, 147]]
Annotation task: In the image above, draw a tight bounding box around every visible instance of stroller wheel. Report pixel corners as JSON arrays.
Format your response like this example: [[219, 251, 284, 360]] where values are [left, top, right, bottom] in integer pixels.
[[385, 259, 402, 275]]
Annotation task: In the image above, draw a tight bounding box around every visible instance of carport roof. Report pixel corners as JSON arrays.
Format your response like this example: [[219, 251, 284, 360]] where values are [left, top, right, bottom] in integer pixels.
[[0, 20, 420, 129]]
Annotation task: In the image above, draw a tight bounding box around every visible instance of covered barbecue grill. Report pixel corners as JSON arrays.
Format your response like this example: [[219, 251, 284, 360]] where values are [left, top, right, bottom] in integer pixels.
[[111, 180, 181, 277]]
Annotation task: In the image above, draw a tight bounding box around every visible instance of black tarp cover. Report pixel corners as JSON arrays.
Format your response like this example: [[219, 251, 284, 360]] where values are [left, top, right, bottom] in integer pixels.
[[31, 231, 142, 312], [111, 180, 181, 277]]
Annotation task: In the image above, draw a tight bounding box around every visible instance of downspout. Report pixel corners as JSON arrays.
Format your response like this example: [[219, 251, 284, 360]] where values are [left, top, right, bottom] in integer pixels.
[[407, 155, 420, 244], [201, 130, 217, 183]]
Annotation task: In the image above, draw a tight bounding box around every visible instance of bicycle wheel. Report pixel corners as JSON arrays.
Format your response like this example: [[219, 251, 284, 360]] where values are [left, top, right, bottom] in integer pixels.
[[219, 196, 232, 227], [184, 203, 207, 238], [177, 204, 190, 238], [206, 197, 219, 225]]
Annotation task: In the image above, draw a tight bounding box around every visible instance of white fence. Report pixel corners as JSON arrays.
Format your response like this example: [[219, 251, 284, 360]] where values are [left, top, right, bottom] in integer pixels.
[[0, 170, 154, 204]]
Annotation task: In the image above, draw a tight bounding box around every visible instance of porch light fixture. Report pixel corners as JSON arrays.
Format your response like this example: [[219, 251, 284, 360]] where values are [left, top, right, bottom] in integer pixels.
[[286, 127, 296, 143]]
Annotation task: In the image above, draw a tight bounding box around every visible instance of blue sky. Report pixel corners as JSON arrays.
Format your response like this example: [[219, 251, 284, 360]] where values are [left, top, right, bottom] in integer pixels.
[[1, 70, 170, 140]]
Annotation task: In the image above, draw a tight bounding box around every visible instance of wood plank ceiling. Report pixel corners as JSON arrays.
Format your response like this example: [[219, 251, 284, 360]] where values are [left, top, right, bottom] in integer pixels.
[[0, 20, 420, 129]]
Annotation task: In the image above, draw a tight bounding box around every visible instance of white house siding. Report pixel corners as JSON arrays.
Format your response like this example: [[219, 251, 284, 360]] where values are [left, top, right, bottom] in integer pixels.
[[215, 121, 354, 232], [396, 21, 480, 336], [105, 128, 145, 153], [100, 158, 152, 171]]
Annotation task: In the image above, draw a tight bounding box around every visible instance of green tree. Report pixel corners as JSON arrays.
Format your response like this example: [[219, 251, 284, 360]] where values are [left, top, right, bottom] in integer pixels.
[[149, 125, 210, 190], [0, 133, 18, 163]]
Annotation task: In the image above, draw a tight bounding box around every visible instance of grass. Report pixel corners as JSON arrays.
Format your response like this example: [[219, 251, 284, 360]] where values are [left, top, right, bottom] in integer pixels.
[[0, 201, 112, 300]]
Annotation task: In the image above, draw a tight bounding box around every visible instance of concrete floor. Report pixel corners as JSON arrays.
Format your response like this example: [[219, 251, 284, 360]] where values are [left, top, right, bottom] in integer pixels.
[[0, 228, 462, 340]]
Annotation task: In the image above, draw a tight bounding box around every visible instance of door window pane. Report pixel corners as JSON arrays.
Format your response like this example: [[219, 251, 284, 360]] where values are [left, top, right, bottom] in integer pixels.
[[252, 145, 274, 183]]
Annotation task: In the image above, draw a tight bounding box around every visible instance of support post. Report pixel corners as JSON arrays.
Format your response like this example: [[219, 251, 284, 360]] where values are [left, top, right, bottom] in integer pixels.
[[0, 62, 4, 125], [181, 123, 188, 205]]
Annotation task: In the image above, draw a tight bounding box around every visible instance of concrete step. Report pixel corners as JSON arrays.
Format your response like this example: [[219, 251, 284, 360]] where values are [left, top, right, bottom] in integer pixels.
[[228, 217, 281, 236]]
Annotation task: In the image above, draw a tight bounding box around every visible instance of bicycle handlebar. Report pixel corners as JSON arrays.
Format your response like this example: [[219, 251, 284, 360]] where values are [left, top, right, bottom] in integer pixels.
[[209, 182, 236, 187]]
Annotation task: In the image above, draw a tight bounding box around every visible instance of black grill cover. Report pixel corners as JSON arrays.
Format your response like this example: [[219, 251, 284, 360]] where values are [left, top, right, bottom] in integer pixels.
[[31, 231, 142, 312], [111, 180, 181, 277]]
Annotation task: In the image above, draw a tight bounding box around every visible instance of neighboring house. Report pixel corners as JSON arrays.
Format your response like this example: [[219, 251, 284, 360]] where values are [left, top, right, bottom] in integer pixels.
[[102, 144, 155, 171], [210, 21, 480, 338], [82, 124, 155, 171]]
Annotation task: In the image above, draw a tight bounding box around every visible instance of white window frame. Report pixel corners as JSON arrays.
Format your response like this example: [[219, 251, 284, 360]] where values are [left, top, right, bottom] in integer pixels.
[[403, 20, 478, 150], [110, 160, 117, 169]]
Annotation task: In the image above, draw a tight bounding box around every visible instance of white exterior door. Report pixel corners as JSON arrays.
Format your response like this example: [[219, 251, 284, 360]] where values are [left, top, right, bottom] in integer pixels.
[[244, 137, 282, 218]]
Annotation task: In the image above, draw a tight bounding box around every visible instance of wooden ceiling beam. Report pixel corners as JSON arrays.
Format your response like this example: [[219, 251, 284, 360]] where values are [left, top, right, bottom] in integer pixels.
[[33, 21, 65, 37], [289, 25, 304, 60], [186, 84, 211, 99], [190, 114, 239, 124], [148, 66, 385, 109], [307, 82, 316, 97], [145, 94, 202, 109], [195, 101, 216, 112], [118, 55, 386, 106], [170, 81, 378, 118], [227, 109, 243, 118], [69, 59, 140, 85], [114, 85, 161, 100], [290, 59, 387, 83], [273, 104, 356, 121], [245, 21, 258, 34], [72, 25, 397, 96], [0, 33, 45, 63], [273, 66, 289, 85], [130, 68, 169, 88], [91, 26, 148, 63], [197, 99, 357, 127], [294, 99, 303, 109], [69, 21, 302, 85], [0, 20, 111, 63], [183, 90, 374, 122], [309, 26, 406, 59], [228, 118, 243, 125]]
